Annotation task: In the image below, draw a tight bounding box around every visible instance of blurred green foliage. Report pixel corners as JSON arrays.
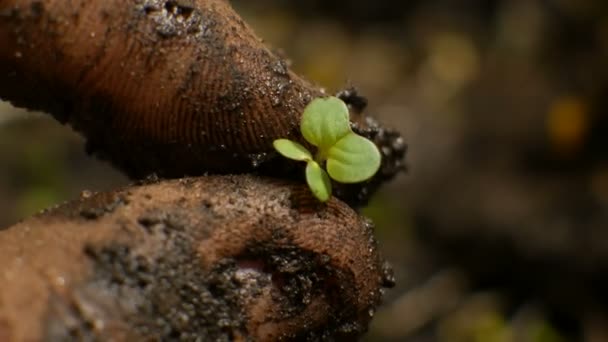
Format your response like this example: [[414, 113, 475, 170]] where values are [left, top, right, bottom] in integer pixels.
[[0, 114, 127, 227]]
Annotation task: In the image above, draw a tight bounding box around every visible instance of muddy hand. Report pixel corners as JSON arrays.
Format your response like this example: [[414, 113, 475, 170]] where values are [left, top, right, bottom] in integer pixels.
[[0, 0, 405, 206], [0, 176, 392, 341]]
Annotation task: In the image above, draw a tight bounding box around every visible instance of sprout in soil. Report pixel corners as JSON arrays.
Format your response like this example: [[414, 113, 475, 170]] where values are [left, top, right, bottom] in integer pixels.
[[273, 96, 381, 202]]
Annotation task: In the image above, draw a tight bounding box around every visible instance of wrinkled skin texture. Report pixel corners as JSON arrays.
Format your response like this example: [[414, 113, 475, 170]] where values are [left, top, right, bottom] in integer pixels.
[[0, 176, 392, 341], [0, 0, 405, 206], [0, 0, 318, 175]]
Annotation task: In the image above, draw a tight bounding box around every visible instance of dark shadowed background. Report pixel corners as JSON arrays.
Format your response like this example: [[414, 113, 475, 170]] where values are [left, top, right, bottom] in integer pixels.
[[2, 0, 608, 340]]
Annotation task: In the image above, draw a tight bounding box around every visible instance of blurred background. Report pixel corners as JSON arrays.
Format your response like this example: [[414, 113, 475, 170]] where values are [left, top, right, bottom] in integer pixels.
[[2, 0, 608, 340]]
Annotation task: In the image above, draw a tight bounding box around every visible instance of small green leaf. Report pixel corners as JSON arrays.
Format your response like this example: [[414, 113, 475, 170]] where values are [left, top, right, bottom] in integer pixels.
[[327, 132, 381, 183], [305, 161, 332, 202], [273, 139, 313, 161], [301, 97, 351, 151]]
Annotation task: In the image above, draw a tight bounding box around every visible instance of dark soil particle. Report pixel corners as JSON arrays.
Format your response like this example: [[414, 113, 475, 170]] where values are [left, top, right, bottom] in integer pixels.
[[78, 195, 129, 220], [243, 247, 327, 316], [141, 0, 206, 38], [64, 211, 245, 341], [38, 192, 129, 221]]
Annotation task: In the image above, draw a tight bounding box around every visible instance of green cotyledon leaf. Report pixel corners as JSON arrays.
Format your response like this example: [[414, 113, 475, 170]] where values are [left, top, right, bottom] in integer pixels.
[[301, 96, 351, 152], [327, 132, 381, 183], [273, 139, 313, 161], [305, 160, 332, 202]]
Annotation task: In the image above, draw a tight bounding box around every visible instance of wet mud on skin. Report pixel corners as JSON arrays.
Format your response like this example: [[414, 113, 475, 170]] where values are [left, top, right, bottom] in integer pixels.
[[0, 175, 392, 341], [0, 0, 406, 206]]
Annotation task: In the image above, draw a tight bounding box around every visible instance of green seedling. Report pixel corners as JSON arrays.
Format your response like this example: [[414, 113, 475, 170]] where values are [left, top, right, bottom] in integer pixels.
[[273, 96, 381, 202]]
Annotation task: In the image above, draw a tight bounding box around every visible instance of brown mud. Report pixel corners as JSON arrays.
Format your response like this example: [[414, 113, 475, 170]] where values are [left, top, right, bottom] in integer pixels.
[[0, 175, 392, 341]]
